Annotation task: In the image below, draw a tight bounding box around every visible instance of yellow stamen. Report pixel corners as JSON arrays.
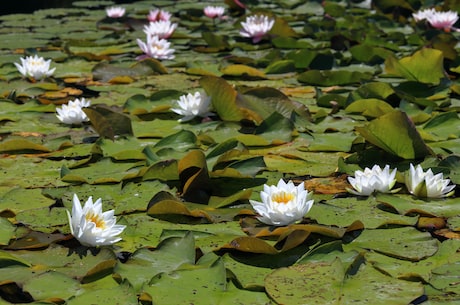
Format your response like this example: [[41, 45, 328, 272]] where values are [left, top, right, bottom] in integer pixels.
[[272, 191, 294, 204], [85, 212, 106, 228]]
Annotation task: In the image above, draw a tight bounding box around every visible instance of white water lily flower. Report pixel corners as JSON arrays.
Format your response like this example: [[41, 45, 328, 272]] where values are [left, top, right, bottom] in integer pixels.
[[143, 20, 177, 39], [406, 164, 456, 198], [14, 55, 55, 81], [171, 91, 214, 122], [204, 6, 225, 19], [67, 194, 126, 247], [250, 179, 314, 226], [240, 15, 275, 43], [147, 9, 171, 22], [413, 8, 436, 22], [136, 35, 175, 60], [106, 6, 125, 18], [427, 10, 459, 31], [347, 164, 397, 196], [56, 98, 91, 125]]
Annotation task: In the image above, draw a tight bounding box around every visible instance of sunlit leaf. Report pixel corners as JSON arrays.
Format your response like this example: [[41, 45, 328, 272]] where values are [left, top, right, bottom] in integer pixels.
[[384, 48, 445, 84], [0, 139, 50, 154], [200, 76, 244, 121], [356, 110, 433, 159], [220, 64, 266, 79], [345, 98, 395, 117]]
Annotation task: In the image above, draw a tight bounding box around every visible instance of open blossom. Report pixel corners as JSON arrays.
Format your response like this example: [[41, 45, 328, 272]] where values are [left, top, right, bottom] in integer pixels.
[[204, 6, 225, 19], [67, 194, 126, 247], [240, 15, 275, 43], [106, 6, 125, 18], [412, 8, 436, 22], [250, 179, 314, 226], [56, 98, 91, 125], [143, 20, 177, 39], [136, 35, 175, 60], [427, 10, 459, 31], [347, 165, 397, 196], [147, 9, 171, 22], [14, 55, 55, 81], [171, 91, 214, 122], [406, 164, 456, 198]]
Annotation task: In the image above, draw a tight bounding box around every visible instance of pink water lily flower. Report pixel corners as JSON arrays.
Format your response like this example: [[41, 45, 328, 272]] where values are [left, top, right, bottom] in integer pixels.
[[204, 6, 225, 19], [106, 6, 125, 18], [427, 10, 459, 31], [143, 20, 177, 39], [240, 15, 275, 43], [147, 9, 171, 22], [136, 35, 175, 60]]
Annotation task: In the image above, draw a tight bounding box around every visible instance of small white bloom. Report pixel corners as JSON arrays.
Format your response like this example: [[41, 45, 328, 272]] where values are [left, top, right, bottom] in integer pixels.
[[240, 15, 275, 43], [147, 9, 171, 22], [204, 6, 225, 19], [347, 164, 397, 196], [171, 91, 214, 122], [106, 6, 125, 18], [143, 20, 177, 39], [56, 98, 91, 125], [406, 164, 456, 198], [249, 179, 314, 226], [427, 10, 459, 31], [136, 35, 175, 60], [14, 55, 55, 81], [67, 194, 126, 247], [413, 8, 436, 22], [351, 0, 372, 9]]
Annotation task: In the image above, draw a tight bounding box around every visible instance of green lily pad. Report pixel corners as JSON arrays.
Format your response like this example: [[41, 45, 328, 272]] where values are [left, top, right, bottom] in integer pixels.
[[384, 48, 445, 85], [298, 70, 373, 86], [308, 197, 417, 229], [115, 232, 195, 291], [356, 110, 433, 159], [343, 226, 439, 261]]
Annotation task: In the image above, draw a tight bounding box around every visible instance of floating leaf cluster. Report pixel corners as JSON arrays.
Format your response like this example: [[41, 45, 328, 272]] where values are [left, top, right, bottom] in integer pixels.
[[0, 0, 459, 304]]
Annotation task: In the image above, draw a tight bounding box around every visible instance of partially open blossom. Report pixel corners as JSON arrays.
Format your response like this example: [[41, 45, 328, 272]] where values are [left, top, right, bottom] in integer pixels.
[[427, 10, 459, 31], [106, 6, 125, 18], [143, 20, 177, 39], [147, 9, 171, 22], [136, 35, 175, 60], [204, 6, 225, 19], [56, 98, 91, 125], [405, 164, 456, 198], [249, 179, 314, 226], [14, 55, 55, 81], [240, 15, 275, 43], [412, 8, 436, 22], [67, 194, 126, 247], [171, 91, 214, 122], [347, 165, 397, 196]]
